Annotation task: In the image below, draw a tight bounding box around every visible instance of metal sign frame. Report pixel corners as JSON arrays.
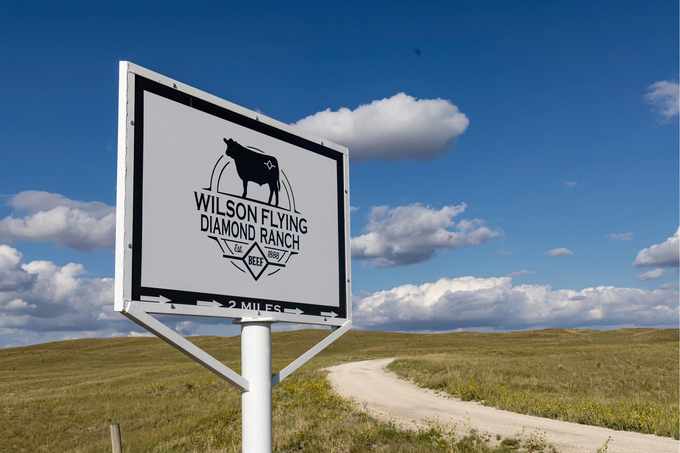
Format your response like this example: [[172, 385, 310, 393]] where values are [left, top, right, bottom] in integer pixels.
[[115, 62, 351, 327], [115, 62, 353, 453]]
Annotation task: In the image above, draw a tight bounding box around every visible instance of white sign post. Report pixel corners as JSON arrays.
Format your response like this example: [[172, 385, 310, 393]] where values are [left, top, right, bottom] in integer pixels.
[[115, 62, 351, 453]]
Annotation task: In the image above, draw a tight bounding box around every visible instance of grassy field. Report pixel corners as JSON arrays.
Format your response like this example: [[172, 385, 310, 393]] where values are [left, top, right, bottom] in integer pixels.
[[388, 328, 679, 439], [0, 328, 676, 451]]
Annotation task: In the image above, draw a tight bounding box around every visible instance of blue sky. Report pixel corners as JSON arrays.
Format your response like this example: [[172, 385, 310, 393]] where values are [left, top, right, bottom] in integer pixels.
[[0, 1, 678, 347]]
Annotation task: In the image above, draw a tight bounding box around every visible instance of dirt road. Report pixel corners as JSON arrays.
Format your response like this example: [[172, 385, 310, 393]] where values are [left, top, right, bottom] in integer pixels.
[[326, 358, 679, 453]]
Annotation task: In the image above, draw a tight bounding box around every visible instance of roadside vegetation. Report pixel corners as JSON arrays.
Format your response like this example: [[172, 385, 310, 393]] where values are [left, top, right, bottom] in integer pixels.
[[388, 328, 679, 439], [1, 328, 675, 451]]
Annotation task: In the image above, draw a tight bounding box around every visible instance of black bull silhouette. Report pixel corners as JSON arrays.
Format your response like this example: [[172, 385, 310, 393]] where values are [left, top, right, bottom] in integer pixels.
[[223, 138, 280, 206]]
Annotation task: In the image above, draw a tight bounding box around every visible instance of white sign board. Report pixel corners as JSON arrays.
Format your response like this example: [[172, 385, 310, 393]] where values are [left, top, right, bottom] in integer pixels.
[[115, 63, 351, 326]]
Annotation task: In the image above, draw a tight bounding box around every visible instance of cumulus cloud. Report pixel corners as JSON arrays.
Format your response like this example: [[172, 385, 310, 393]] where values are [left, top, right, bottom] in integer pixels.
[[637, 268, 667, 281], [351, 203, 500, 267], [0, 245, 37, 291], [0, 245, 129, 347], [293, 93, 469, 161], [607, 232, 633, 241], [645, 80, 679, 119], [633, 228, 679, 268], [561, 181, 578, 188], [0, 245, 248, 348], [0, 191, 115, 251], [353, 276, 679, 332], [0, 247, 114, 331], [507, 270, 535, 278], [546, 248, 574, 257], [2, 299, 36, 310]]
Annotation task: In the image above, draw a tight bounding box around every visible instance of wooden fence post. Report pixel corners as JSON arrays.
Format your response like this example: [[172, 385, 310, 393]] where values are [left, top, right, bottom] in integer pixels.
[[110, 423, 122, 453]]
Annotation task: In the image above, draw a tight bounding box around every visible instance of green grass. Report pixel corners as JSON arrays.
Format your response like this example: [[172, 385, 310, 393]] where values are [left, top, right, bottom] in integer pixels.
[[0, 328, 676, 451], [387, 328, 679, 439]]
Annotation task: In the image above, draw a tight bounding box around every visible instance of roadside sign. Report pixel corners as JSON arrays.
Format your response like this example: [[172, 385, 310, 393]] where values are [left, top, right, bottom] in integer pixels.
[[115, 63, 351, 326]]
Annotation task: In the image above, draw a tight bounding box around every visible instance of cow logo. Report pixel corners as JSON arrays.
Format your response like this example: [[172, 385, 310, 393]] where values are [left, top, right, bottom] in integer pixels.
[[194, 138, 307, 280]]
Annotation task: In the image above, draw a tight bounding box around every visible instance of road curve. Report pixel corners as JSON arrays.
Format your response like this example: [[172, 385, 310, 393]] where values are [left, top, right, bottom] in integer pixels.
[[326, 358, 679, 453]]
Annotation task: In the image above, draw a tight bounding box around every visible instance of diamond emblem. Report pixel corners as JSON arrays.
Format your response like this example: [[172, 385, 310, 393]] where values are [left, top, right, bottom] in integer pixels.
[[242, 242, 269, 281]]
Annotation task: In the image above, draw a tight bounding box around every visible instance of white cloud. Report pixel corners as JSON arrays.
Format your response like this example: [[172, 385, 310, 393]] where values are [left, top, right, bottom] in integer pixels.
[[659, 281, 679, 290], [495, 249, 513, 255], [561, 181, 578, 188], [350, 206, 360, 212], [174, 320, 200, 336], [645, 80, 679, 119], [0, 245, 128, 347], [8, 191, 114, 218], [607, 232, 633, 241], [0, 245, 37, 291], [353, 276, 679, 332], [633, 228, 679, 268], [2, 299, 36, 310], [507, 269, 535, 278], [293, 93, 469, 161], [128, 331, 154, 338], [351, 203, 500, 267], [0, 191, 115, 251], [546, 247, 574, 257], [0, 250, 115, 331], [0, 245, 247, 348], [637, 268, 667, 281]]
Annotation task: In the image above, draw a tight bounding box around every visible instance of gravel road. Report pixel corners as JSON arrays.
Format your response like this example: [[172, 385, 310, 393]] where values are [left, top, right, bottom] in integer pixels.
[[326, 358, 679, 453]]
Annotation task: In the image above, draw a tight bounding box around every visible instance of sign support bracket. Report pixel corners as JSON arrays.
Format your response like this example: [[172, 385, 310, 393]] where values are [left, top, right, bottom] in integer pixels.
[[122, 301, 249, 392], [271, 320, 351, 387]]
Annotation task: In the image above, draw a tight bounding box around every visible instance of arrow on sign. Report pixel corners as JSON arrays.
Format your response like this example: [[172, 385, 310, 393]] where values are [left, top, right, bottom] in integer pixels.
[[284, 307, 304, 315], [140, 295, 171, 304], [197, 300, 222, 308], [320, 311, 338, 318]]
